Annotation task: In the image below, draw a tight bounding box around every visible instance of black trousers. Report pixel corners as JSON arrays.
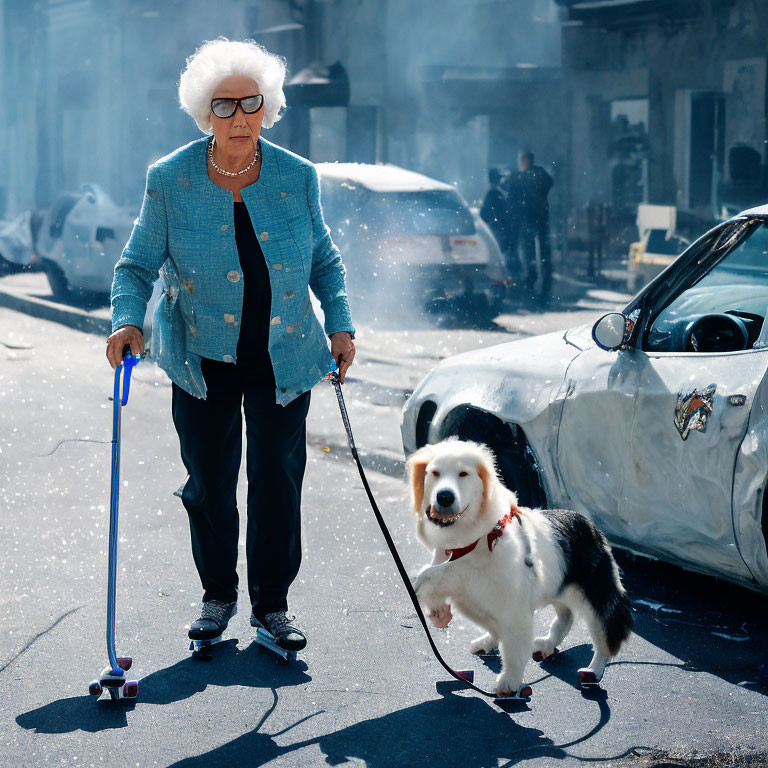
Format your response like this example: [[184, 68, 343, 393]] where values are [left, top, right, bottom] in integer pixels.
[[171, 357, 311, 616]]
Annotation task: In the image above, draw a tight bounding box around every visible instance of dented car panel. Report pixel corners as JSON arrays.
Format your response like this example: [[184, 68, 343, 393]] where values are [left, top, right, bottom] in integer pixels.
[[402, 209, 768, 592], [402, 330, 583, 508]]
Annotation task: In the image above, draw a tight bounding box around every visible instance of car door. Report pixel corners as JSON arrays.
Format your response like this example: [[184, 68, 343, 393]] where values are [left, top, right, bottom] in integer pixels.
[[587, 217, 768, 582], [624, 219, 768, 581], [621, 347, 768, 582], [556, 342, 642, 531]]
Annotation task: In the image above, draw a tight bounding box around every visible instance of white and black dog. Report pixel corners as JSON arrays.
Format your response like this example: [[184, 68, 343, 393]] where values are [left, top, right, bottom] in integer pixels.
[[407, 437, 633, 698]]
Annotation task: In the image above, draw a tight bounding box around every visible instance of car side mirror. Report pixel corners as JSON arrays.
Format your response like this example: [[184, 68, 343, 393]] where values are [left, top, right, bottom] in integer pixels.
[[592, 312, 629, 351]]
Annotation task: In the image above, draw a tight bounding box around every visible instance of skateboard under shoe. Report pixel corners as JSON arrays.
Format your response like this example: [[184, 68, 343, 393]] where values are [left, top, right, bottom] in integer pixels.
[[253, 626, 298, 664]]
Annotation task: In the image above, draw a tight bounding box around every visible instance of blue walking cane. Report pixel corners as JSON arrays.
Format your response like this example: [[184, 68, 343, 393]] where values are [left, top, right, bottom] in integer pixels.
[[89, 344, 143, 701]]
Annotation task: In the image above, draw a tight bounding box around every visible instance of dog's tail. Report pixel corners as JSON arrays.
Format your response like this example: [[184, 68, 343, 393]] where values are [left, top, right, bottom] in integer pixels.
[[603, 570, 633, 656], [546, 509, 633, 656], [588, 544, 634, 656]]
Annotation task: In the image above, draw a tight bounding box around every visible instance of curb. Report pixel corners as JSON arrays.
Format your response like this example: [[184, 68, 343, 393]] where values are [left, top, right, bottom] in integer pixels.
[[0, 283, 112, 336]]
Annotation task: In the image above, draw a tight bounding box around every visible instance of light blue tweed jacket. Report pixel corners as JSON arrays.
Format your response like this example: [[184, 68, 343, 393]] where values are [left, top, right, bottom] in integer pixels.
[[110, 135, 355, 406]]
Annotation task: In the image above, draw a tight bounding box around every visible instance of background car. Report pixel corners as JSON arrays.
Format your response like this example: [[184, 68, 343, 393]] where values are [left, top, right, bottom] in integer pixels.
[[402, 206, 768, 594], [0, 210, 36, 274], [35, 183, 136, 298], [316, 162, 508, 323], [627, 204, 690, 292]]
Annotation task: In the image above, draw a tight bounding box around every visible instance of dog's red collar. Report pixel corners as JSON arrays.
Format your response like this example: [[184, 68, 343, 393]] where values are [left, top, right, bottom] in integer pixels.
[[444, 504, 524, 562]]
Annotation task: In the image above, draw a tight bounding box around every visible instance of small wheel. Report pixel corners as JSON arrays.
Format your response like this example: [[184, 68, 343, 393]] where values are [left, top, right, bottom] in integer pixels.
[[123, 680, 139, 698], [41, 257, 72, 299], [117, 656, 132, 671], [578, 668, 600, 686], [88, 681, 103, 696]]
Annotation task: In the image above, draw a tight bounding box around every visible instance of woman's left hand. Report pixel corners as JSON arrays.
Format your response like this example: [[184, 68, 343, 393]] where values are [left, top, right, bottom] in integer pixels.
[[330, 332, 355, 384]]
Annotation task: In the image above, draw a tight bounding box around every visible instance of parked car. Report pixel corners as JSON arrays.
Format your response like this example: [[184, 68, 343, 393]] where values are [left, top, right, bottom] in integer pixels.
[[315, 162, 508, 321], [402, 205, 768, 593], [0, 210, 36, 273], [627, 203, 689, 292], [35, 183, 136, 298]]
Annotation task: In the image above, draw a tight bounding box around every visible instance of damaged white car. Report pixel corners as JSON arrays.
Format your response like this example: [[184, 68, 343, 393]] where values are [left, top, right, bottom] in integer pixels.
[[401, 207, 768, 593]]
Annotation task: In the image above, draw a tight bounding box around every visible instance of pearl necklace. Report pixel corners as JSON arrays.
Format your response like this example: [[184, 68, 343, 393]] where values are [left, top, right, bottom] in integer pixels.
[[207, 137, 260, 177]]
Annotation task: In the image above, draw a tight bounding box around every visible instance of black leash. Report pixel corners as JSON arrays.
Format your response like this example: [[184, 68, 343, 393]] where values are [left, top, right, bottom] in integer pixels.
[[327, 371, 498, 699]]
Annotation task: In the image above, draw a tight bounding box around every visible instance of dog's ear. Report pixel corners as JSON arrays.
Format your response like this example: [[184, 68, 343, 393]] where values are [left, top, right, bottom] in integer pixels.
[[476, 450, 498, 517], [406, 445, 434, 514]]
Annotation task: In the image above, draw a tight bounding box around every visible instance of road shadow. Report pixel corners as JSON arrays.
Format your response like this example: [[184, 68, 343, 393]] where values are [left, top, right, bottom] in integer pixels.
[[166, 689, 574, 768], [614, 551, 768, 695], [15, 640, 310, 734]]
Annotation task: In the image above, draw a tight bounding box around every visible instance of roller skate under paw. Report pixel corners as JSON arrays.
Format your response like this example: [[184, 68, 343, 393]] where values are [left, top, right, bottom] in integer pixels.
[[532, 647, 560, 663]]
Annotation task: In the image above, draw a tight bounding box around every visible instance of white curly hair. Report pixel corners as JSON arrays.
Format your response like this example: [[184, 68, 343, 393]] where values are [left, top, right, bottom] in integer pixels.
[[178, 37, 288, 133]]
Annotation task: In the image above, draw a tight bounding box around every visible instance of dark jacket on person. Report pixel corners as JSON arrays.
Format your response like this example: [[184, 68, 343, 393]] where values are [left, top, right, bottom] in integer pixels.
[[480, 186, 508, 244], [505, 166, 553, 225]]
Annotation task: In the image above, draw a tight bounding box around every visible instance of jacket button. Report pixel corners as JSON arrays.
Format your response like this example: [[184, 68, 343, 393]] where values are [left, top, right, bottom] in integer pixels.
[[221, 224, 229, 231], [222, 354, 234, 363], [227, 270, 241, 283], [223, 313, 235, 323], [260, 231, 269, 241], [273, 263, 282, 270], [280, 192, 286, 198]]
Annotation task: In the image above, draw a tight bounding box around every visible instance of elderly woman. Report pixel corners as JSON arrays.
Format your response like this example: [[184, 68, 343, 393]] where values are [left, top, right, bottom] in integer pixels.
[[106, 38, 356, 652]]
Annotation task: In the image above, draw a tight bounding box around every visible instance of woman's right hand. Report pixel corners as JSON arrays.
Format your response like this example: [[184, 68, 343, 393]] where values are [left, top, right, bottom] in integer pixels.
[[106, 325, 145, 370]]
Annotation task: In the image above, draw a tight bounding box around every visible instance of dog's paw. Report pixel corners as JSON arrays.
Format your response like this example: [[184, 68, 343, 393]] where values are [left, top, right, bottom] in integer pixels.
[[495, 685, 532, 700], [495, 672, 525, 699], [532, 637, 559, 662], [428, 604, 453, 628], [470, 633, 497, 655], [577, 667, 603, 686]]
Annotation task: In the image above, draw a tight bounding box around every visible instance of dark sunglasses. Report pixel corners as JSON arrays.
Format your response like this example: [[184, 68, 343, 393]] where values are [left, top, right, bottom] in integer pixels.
[[210, 94, 264, 119]]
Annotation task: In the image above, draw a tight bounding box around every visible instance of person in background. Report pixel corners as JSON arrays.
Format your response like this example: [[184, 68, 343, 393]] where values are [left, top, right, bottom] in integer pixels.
[[505, 149, 553, 303], [480, 167, 509, 250]]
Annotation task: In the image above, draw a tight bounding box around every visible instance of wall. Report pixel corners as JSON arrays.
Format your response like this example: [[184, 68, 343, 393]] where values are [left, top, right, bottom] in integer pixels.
[[562, 0, 768, 221]]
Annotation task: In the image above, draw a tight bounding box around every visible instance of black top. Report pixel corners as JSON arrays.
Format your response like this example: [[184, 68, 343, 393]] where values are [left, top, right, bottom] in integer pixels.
[[201, 201, 275, 390]]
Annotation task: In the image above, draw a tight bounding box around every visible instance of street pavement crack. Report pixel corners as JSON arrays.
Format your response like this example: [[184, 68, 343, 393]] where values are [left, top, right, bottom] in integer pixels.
[[306, 435, 404, 479], [0, 605, 82, 675], [37, 438, 112, 456], [0, 338, 34, 349]]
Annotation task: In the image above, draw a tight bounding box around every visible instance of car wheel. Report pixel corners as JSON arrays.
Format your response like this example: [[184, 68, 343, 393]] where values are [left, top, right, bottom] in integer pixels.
[[439, 405, 547, 508], [0, 252, 25, 275], [41, 258, 72, 298], [488, 283, 506, 316]]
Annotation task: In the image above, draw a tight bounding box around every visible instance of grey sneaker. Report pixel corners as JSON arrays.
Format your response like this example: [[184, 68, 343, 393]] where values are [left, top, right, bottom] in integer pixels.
[[189, 599, 237, 641], [251, 611, 307, 651]]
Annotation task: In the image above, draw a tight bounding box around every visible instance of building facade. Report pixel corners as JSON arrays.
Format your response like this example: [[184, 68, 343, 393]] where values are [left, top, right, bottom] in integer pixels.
[[0, 0, 564, 221], [557, 0, 768, 226]]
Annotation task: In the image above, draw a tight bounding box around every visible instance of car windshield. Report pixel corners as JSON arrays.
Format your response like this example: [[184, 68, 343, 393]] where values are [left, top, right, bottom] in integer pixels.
[[320, 181, 475, 238], [645, 219, 768, 351]]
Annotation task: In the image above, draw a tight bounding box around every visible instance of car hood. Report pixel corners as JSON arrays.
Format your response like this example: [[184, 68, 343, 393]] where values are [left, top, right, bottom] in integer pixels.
[[562, 322, 596, 351], [409, 326, 591, 429]]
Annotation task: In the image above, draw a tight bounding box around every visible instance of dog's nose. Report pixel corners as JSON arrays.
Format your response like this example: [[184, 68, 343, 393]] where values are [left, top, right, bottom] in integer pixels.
[[436, 489, 455, 507]]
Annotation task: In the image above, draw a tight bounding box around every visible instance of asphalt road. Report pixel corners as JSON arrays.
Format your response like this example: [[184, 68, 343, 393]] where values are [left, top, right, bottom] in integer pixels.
[[0, 297, 766, 768]]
